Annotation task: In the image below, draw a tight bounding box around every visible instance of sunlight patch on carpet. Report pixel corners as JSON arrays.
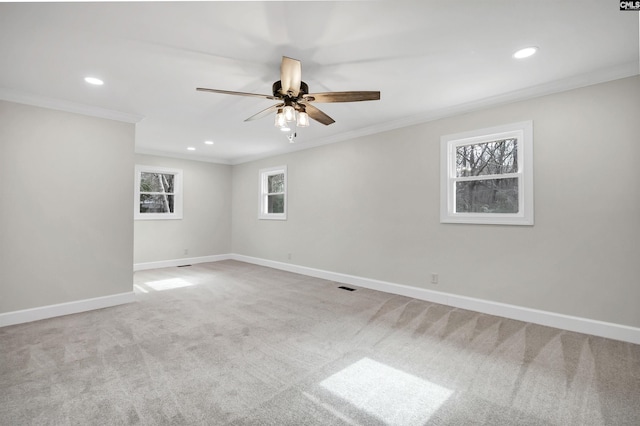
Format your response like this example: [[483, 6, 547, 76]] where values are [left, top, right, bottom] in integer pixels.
[[320, 358, 452, 425], [134, 284, 149, 294], [143, 278, 195, 291]]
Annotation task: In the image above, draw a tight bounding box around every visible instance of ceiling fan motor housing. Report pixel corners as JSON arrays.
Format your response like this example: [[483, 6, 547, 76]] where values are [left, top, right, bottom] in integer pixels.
[[273, 80, 308, 98]]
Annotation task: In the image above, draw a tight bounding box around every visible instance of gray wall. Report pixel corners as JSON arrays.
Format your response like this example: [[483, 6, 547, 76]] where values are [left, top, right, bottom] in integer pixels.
[[3, 77, 638, 328], [0, 101, 135, 313], [134, 154, 232, 264], [232, 76, 640, 328]]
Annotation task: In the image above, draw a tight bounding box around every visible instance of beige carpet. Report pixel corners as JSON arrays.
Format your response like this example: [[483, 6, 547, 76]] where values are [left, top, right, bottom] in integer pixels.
[[1, 260, 639, 425]]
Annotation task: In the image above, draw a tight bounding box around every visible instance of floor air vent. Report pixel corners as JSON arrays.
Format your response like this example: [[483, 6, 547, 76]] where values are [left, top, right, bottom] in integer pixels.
[[338, 286, 356, 291]]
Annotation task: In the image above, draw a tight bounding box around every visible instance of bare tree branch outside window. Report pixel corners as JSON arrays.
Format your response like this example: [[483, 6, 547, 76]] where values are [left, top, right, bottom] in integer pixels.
[[441, 121, 533, 225], [267, 173, 285, 214], [259, 166, 287, 220], [139, 172, 176, 213], [455, 138, 519, 213]]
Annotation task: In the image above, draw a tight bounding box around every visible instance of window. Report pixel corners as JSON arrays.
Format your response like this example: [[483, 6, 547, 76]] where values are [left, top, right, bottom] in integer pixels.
[[135, 165, 183, 220], [259, 165, 287, 220], [440, 121, 533, 225]]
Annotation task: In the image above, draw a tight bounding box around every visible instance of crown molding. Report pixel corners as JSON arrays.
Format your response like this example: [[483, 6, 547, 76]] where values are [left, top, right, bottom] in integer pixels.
[[229, 62, 639, 165], [0, 87, 144, 124], [134, 148, 233, 165], [9, 62, 630, 166]]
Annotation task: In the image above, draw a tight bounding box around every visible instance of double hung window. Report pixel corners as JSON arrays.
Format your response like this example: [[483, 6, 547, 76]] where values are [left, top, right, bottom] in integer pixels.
[[135, 165, 183, 220], [440, 121, 533, 225], [259, 166, 287, 220]]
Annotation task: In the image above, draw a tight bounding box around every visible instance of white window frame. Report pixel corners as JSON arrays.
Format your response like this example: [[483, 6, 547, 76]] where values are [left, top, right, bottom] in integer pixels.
[[440, 120, 534, 225], [135, 165, 183, 220], [259, 165, 287, 220]]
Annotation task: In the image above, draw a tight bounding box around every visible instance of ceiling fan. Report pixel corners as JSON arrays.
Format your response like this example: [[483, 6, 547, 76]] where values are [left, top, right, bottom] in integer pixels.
[[196, 56, 380, 131]]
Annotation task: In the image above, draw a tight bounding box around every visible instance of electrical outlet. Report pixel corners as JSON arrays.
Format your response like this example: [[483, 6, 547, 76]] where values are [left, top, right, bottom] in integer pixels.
[[431, 273, 438, 284], [184, 248, 189, 255], [287, 253, 292, 260]]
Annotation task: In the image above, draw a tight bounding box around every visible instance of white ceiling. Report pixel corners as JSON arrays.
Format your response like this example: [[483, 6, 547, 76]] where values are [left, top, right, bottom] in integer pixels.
[[0, 1, 638, 165]]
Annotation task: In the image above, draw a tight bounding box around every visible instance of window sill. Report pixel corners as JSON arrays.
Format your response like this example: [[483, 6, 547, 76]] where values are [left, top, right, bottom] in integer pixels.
[[135, 214, 183, 221]]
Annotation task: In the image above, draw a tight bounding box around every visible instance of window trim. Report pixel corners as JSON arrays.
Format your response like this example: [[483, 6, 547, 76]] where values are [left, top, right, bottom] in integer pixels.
[[440, 121, 534, 225], [259, 165, 287, 220], [135, 165, 183, 220]]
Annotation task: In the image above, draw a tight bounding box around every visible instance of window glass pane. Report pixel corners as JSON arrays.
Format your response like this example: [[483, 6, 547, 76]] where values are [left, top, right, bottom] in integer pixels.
[[267, 194, 284, 213], [456, 138, 518, 177], [140, 172, 175, 193], [268, 173, 284, 194], [140, 194, 175, 213], [455, 178, 519, 213]]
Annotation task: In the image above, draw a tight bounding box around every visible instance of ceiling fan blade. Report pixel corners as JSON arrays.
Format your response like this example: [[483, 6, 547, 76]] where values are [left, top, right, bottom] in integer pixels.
[[196, 87, 279, 100], [280, 56, 302, 97], [303, 103, 335, 126], [304, 91, 380, 103], [244, 103, 284, 122]]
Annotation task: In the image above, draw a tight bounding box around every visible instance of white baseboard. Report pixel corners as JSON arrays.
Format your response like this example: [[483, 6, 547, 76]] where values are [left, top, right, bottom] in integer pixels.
[[0, 292, 136, 328], [2, 255, 637, 343], [133, 254, 232, 271], [229, 254, 640, 345]]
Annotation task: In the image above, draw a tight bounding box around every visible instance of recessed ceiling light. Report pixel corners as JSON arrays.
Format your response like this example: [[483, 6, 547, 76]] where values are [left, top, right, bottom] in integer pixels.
[[513, 47, 538, 59], [84, 77, 104, 85], [204, 140, 214, 145], [187, 147, 196, 151]]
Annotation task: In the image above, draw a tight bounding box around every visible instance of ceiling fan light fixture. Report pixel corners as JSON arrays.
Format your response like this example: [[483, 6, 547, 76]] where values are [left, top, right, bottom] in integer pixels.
[[275, 109, 286, 127], [283, 105, 296, 122], [297, 111, 310, 127]]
